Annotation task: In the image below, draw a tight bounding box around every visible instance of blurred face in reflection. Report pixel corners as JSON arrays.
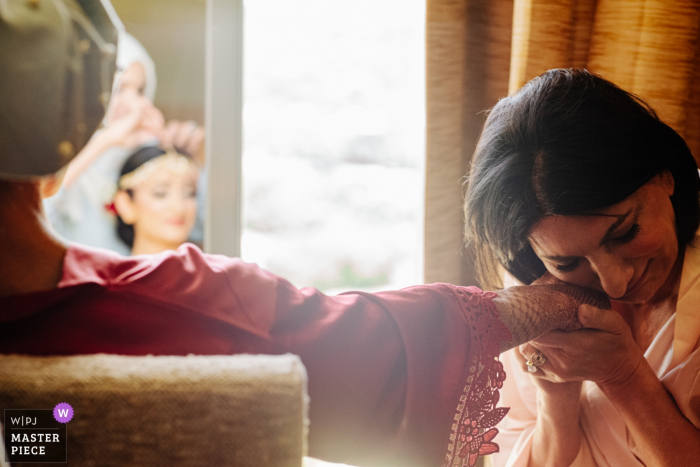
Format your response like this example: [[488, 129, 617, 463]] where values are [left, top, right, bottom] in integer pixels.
[[106, 63, 146, 121], [118, 62, 147, 96], [105, 63, 163, 131], [116, 162, 198, 255]]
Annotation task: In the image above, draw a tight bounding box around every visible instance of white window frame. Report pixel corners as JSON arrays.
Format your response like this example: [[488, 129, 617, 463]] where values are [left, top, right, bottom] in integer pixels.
[[204, 0, 244, 257]]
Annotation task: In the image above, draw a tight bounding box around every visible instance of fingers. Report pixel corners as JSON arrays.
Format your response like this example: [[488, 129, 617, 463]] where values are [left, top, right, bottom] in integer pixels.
[[106, 97, 161, 142], [513, 345, 528, 371], [515, 344, 532, 373], [139, 104, 165, 132], [519, 343, 538, 361], [518, 343, 546, 372], [531, 305, 627, 347], [159, 120, 205, 159], [186, 126, 206, 159], [173, 121, 197, 149], [578, 304, 625, 333], [531, 329, 588, 347], [101, 104, 146, 147], [518, 344, 571, 382], [159, 121, 178, 148], [177, 125, 205, 158]]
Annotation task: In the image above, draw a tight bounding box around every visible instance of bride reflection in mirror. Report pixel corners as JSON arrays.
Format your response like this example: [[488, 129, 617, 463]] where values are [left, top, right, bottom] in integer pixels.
[[112, 147, 199, 255]]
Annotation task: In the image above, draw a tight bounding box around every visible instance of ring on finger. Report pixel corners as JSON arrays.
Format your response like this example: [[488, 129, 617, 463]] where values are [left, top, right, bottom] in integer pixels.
[[526, 350, 546, 373]]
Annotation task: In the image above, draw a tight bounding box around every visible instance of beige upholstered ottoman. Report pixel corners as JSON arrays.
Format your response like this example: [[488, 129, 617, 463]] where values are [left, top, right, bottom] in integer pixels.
[[0, 354, 308, 467]]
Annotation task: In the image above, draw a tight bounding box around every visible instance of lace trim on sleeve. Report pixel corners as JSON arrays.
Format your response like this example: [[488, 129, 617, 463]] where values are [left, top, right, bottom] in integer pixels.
[[443, 285, 512, 467]]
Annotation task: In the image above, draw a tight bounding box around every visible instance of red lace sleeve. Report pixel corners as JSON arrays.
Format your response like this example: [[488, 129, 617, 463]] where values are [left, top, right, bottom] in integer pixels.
[[442, 285, 513, 467]]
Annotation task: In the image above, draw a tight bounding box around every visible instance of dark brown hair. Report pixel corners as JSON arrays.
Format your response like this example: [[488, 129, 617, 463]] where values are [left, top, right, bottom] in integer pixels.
[[465, 69, 700, 288], [116, 146, 167, 248]]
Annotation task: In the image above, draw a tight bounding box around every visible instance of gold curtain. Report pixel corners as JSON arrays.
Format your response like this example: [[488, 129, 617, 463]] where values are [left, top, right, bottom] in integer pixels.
[[426, 0, 700, 286], [425, 0, 513, 286]]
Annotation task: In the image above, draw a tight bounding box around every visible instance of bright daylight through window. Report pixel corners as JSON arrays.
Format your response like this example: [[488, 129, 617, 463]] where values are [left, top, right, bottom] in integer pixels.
[[242, 0, 426, 293]]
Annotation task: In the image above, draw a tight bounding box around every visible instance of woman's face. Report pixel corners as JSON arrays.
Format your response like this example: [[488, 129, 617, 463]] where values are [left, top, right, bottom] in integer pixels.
[[117, 62, 147, 96], [528, 172, 680, 304], [127, 165, 198, 249], [105, 63, 150, 123]]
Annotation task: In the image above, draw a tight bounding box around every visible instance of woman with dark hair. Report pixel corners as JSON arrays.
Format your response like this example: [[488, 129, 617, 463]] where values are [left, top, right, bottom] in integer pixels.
[[113, 146, 198, 255], [465, 69, 700, 466]]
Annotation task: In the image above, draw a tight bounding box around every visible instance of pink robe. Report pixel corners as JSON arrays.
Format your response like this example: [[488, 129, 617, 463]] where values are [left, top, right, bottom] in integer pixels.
[[493, 243, 700, 467], [0, 243, 511, 467]]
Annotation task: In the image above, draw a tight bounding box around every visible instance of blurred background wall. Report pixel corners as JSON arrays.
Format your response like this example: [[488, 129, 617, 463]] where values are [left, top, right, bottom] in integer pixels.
[[112, 0, 206, 124]]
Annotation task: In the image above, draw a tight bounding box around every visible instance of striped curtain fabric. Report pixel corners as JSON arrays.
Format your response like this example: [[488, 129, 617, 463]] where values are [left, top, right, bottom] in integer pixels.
[[426, 0, 700, 286]]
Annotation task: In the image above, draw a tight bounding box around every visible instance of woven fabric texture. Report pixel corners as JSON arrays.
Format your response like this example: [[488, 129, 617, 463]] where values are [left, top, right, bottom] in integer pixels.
[[0, 353, 308, 467]]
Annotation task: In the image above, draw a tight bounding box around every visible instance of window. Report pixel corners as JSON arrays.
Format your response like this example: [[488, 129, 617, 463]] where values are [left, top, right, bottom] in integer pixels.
[[242, 0, 426, 292]]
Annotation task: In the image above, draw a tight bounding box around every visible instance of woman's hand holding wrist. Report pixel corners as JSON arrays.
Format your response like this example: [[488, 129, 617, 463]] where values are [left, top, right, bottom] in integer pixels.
[[493, 280, 609, 352], [523, 304, 642, 386]]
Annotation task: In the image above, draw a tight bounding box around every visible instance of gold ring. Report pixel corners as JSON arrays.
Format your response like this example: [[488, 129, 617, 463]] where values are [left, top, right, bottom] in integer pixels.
[[526, 350, 546, 373]]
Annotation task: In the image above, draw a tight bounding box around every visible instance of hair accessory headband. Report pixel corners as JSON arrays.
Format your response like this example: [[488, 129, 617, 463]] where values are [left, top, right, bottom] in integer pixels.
[[118, 152, 195, 190]]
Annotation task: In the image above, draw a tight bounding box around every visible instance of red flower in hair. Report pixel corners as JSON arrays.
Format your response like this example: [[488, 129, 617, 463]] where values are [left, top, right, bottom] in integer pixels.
[[105, 202, 118, 216]]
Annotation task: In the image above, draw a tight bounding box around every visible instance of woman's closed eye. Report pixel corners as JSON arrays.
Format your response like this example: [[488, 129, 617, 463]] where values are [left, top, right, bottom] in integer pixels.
[[149, 182, 171, 199], [184, 185, 197, 199], [611, 223, 640, 245], [555, 258, 580, 273], [552, 223, 640, 273]]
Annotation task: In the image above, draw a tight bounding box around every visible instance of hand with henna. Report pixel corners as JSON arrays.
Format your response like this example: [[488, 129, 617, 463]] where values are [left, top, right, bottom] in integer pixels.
[[489, 274, 612, 466], [492, 273, 610, 353]]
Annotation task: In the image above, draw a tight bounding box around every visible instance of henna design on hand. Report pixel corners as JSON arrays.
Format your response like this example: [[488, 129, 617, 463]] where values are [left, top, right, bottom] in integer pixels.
[[493, 283, 610, 353]]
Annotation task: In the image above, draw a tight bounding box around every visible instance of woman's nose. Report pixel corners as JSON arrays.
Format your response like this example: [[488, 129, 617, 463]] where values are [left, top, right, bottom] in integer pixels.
[[168, 197, 186, 215], [591, 254, 634, 299]]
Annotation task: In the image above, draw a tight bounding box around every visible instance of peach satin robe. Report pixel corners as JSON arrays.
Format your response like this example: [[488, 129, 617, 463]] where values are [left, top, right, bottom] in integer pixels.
[[493, 243, 700, 466]]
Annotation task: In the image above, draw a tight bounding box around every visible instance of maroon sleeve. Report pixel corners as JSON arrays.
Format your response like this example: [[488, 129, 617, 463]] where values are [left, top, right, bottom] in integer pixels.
[[227, 267, 512, 467], [45, 245, 511, 467]]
